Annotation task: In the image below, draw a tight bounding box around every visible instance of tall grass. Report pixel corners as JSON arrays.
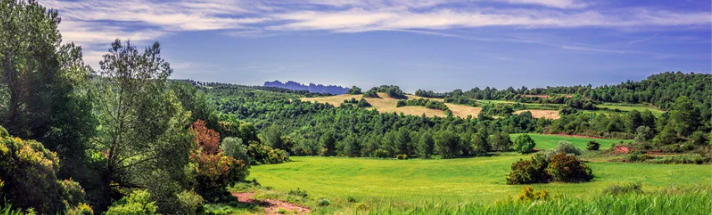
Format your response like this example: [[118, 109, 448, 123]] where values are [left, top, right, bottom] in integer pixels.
[[314, 187, 711, 215]]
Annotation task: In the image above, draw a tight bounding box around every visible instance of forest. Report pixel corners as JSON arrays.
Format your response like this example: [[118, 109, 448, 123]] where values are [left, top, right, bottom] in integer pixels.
[[0, 1, 710, 215]]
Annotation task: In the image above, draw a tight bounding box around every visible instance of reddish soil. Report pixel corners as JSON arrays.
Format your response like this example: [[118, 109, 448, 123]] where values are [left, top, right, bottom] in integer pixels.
[[232, 192, 311, 215]]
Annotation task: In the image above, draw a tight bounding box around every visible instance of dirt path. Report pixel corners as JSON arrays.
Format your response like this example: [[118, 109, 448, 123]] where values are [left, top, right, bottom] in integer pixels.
[[232, 192, 311, 215]]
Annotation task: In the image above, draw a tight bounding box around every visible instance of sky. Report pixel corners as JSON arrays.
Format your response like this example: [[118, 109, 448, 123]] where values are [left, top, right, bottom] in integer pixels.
[[46, 0, 711, 93]]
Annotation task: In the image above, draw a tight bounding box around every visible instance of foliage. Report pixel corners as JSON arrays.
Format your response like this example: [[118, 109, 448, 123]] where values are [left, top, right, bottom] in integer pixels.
[[546, 153, 593, 182], [396, 98, 449, 111], [0, 129, 73, 214], [515, 186, 549, 201], [175, 190, 204, 215], [93, 40, 195, 211], [602, 182, 643, 195], [347, 86, 362, 95], [105, 190, 158, 215], [247, 142, 289, 164], [506, 154, 549, 184], [190, 120, 249, 201], [317, 199, 331, 207], [371, 149, 391, 158], [555, 141, 582, 155], [220, 137, 251, 166], [586, 141, 600, 150], [513, 134, 536, 153], [67, 203, 94, 215]]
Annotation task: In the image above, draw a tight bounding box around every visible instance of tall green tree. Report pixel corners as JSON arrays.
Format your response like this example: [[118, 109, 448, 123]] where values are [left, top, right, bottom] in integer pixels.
[[94, 40, 194, 212], [417, 132, 435, 158], [669, 96, 699, 136], [0, 0, 98, 208]]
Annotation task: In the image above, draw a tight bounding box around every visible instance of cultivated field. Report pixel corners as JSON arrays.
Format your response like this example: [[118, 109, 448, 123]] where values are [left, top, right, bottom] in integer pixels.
[[302, 94, 665, 120], [249, 156, 710, 205], [300, 93, 482, 118]]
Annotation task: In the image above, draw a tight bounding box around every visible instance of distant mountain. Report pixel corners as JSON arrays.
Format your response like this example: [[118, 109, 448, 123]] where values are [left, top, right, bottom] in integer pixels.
[[264, 80, 349, 95]]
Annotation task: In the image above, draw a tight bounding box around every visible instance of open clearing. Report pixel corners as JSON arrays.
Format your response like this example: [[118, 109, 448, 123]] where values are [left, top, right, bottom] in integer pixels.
[[300, 93, 481, 118], [510, 133, 633, 150], [514, 110, 560, 119], [249, 156, 710, 204]]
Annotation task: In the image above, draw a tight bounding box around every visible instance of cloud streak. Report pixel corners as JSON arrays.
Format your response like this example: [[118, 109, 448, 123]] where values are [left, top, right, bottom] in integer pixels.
[[44, 0, 710, 67]]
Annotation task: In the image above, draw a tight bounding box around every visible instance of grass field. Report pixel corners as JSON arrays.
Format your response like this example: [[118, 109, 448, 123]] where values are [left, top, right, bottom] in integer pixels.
[[249, 156, 710, 206], [596, 103, 666, 116], [510, 133, 632, 150]]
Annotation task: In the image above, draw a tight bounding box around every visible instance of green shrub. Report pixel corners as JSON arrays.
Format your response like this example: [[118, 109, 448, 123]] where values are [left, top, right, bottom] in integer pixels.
[[0, 130, 67, 214], [396, 154, 408, 160], [288, 188, 308, 198], [371, 149, 391, 158], [220, 137, 252, 166], [67, 203, 94, 215], [547, 153, 593, 182], [603, 182, 643, 195], [317, 199, 331, 207], [105, 190, 158, 215], [59, 179, 86, 208], [555, 141, 582, 155], [176, 190, 204, 215], [247, 142, 289, 164], [513, 134, 536, 154], [586, 141, 600, 151], [506, 154, 549, 184]]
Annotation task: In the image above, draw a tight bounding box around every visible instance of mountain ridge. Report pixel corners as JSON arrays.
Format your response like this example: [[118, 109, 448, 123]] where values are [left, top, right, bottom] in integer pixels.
[[264, 80, 349, 95]]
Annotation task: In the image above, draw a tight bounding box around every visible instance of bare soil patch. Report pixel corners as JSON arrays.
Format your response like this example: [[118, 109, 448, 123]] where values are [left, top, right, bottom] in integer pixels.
[[233, 192, 310, 215], [514, 110, 560, 119]]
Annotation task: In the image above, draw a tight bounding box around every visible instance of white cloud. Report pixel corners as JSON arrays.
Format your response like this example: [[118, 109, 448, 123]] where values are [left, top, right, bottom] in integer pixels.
[[43, 0, 711, 67]]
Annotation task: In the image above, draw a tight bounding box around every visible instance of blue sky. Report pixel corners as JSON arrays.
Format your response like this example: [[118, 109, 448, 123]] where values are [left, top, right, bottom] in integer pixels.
[[47, 0, 710, 92]]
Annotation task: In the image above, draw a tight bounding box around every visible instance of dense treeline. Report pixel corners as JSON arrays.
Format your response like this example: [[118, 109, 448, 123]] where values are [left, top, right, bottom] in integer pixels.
[[415, 72, 710, 122], [397, 98, 450, 111], [364, 85, 407, 99]]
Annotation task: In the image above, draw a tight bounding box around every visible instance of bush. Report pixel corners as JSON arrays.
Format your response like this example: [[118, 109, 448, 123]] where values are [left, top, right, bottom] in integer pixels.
[[506, 154, 549, 185], [317, 199, 331, 207], [0, 129, 68, 214], [396, 154, 408, 160], [603, 182, 643, 195], [247, 142, 289, 164], [191, 150, 248, 201], [67, 203, 94, 215], [220, 137, 251, 166], [546, 153, 593, 182], [288, 188, 308, 198], [586, 141, 600, 151], [555, 141, 582, 155], [176, 190, 204, 215], [105, 190, 158, 215], [513, 134, 536, 153], [371, 149, 391, 158], [59, 179, 87, 208]]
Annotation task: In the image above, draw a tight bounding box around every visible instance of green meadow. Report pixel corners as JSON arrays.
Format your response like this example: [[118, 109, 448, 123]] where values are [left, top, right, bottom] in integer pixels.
[[248, 156, 710, 205], [510, 133, 633, 150]]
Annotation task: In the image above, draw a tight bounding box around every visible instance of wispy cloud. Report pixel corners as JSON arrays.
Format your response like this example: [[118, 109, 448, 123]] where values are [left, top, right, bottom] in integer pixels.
[[44, 0, 710, 67]]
